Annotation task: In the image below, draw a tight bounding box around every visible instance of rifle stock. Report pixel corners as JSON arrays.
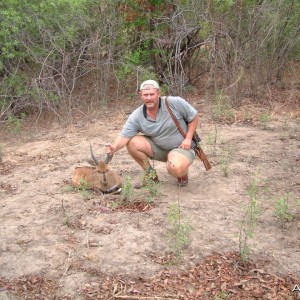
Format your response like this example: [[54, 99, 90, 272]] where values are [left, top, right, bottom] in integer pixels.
[[194, 146, 212, 171]]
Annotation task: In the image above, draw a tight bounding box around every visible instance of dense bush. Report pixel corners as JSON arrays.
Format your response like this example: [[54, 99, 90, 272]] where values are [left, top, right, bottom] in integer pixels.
[[0, 0, 99, 122], [0, 0, 299, 122]]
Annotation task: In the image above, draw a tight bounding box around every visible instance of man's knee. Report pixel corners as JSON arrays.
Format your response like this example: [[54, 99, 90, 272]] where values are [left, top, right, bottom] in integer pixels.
[[127, 136, 153, 156], [167, 159, 187, 174], [166, 152, 191, 176], [126, 136, 139, 150]]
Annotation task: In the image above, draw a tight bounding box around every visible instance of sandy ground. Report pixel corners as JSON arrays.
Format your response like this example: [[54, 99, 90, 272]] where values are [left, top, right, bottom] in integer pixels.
[[0, 101, 299, 299]]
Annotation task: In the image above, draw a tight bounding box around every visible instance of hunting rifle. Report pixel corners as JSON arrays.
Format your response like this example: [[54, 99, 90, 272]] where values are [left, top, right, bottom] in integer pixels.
[[165, 97, 212, 171]]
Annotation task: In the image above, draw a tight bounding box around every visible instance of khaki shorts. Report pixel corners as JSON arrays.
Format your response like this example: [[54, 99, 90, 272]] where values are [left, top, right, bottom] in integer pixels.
[[144, 136, 195, 164]]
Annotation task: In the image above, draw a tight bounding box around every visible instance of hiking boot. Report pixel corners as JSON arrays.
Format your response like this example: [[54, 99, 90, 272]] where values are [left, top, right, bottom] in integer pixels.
[[177, 175, 188, 187], [134, 169, 159, 189]]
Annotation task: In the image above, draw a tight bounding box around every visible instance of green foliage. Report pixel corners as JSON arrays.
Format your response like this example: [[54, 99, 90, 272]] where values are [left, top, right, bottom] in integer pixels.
[[238, 171, 261, 264], [214, 290, 229, 300], [274, 193, 295, 228], [210, 0, 235, 13], [114, 172, 161, 209], [0, 72, 29, 120], [119, 0, 166, 28], [0, 0, 99, 121], [118, 48, 153, 77], [206, 125, 220, 156], [114, 172, 160, 208], [63, 215, 72, 227], [199, 21, 211, 40], [0, 0, 91, 67], [11, 0, 93, 49], [260, 110, 271, 129], [212, 91, 234, 123], [280, 117, 299, 140], [0, 4, 23, 64], [141, 169, 160, 203], [7, 113, 26, 135], [218, 145, 234, 177], [206, 131, 219, 146], [62, 184, 75, 193], [121, 175, 136, 202], [165, 202, 192, 259], [75, 178, 93, 200], [1, 0, 299, 120]]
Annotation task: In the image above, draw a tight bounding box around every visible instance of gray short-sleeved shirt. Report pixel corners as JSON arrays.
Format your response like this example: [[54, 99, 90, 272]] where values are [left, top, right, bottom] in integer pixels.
[[120, 96, 198, 150]]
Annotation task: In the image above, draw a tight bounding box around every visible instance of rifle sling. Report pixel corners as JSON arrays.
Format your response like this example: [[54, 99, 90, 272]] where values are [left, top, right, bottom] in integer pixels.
[[165, 96, 191, 140]]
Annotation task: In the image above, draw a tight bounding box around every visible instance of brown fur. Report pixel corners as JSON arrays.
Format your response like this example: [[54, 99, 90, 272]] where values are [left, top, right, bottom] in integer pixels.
[[71, 151, 122, 194]]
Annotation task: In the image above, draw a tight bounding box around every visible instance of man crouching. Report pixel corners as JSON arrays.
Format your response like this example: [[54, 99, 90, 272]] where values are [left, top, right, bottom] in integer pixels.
[[104, 80, 199, 187]]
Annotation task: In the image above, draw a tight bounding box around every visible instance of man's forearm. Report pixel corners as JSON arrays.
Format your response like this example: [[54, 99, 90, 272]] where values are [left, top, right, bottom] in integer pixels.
[[186, 114, 199, 140], [113, 135, 130, 152]]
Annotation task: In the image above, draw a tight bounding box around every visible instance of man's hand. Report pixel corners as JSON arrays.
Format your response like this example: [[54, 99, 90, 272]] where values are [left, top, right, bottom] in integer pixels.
[[105, 143, 116, 154], [179, 137, 192, 150], [104, 136, 131, 155], [104, 136, 130, 155]]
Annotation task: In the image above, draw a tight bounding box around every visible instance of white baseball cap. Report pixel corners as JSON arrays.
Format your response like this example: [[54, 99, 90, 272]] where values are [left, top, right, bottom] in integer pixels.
[[139, 80, 160, 90]]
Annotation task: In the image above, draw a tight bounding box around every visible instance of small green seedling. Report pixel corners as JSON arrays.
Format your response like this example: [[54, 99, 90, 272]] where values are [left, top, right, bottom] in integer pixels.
[[142, 170, 160, 203], [121, 175, 135, 203], [274, 193, 295, 228], [75, 178, 93, 200], [238, 171, 261, 264], [165, 203, 192, 260], [260, 110, 271, 129]]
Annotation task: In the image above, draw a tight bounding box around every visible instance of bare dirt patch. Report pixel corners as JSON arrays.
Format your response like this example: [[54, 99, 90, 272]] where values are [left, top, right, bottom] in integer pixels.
[[0, 102, 299, 299]]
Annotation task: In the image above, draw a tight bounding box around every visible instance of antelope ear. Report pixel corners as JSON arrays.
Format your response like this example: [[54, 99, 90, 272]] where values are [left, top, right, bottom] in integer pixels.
[[86, 159, 96, 166]]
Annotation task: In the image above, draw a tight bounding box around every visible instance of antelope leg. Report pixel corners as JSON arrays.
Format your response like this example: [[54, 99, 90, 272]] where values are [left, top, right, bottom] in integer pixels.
[[105, 185, 122, 194]]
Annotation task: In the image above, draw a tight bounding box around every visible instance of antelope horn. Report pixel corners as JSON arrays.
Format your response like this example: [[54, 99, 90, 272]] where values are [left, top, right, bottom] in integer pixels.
[[90, 144, 99, 165], [104, 153, 113, 164]]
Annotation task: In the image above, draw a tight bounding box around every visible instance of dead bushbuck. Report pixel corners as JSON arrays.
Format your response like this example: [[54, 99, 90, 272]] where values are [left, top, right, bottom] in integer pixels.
[[71, 145, 122, 194]]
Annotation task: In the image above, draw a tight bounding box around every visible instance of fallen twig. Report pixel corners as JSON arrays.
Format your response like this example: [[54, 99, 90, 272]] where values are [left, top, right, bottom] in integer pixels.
[[114, 296, 179, 300]]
